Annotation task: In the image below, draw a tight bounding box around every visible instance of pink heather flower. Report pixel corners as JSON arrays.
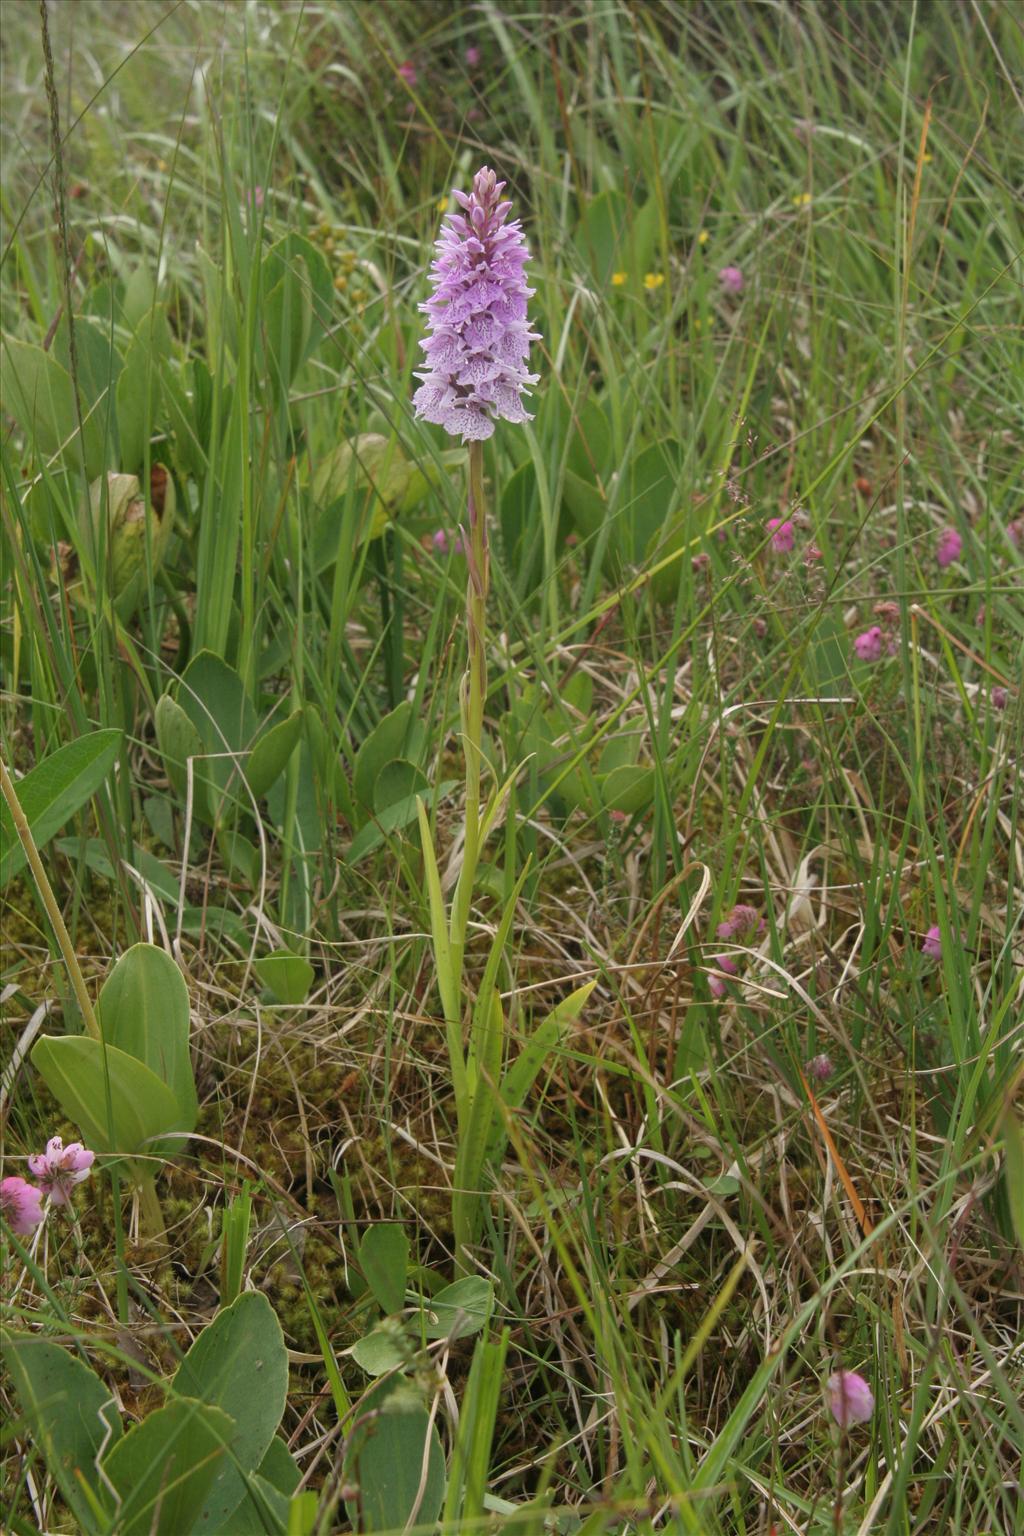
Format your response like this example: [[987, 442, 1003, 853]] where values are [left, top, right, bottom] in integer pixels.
[[465, 45, 481, 67], [397, 61, 417, 87], [808, 1053, 834, 1082], [853, 626, 884, 662], [1, 1176, 45, 1236], [991, 686, 1008, 710], [805, 543, 823, 564], [1007, 516, 1024, 548], [413, 166, 540, 442], [766, 518, 795, 554], [708, 955, 739, 998], [27, 1136, 95, 1206], [716, 904, 765, 943], [718, 265, 744, 295], [921, 925, 943, 960], [936, 527, 962, 569], [827, 1369, 874, 1428]]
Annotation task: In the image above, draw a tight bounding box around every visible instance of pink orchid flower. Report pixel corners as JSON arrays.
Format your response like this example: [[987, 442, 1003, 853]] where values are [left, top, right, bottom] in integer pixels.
[[1, 1176, 45, 1236], [27, 1136, 95, 1206]]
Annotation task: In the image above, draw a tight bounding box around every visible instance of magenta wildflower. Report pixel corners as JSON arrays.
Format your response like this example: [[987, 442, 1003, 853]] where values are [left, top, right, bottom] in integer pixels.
[[718, 265, 744, 295], [27, 1136, 94, 1206], [708, 955, 739, 998], [465, 45, 481, 67], [431, 528, 463, 556], [921, 925, 943, 961], [853, 626, 884, 662], [766, 517, 795, 554], [808, 1053, 834, 1082], [936, 527, 962, 569], [827, 1369, 874, 1428], [716, 904, 765, 943], [991, 686, 1008, 710], [413, 166, 540, 442], [397, 60, 417, 87], [1, 1176, 45, 1237]]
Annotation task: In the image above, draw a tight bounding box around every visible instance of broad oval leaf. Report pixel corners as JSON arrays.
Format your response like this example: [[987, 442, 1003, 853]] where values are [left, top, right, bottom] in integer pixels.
[[419, 1276, 493, 1341], [154, 693, 209, 821], [246, 709, 303, 800], [31, 1035, 189, 1161], [348, 778, 458, 866], [373, 757, 427, 815], [351, 1325, 411, 1378], [252, 949, 314, 1006], [179, 650, 259, 758], [100, 1397, 234, 1536], [2, 1334, 122, 1534], [170, 1291, 289, 1533], [599, 763, 655, 816], [176, 651, 259, 822], [353, 700, 415, 812], [343, 1378, 446, 1534], [97, 943, 198, 1132], [0, 729, 122, 886], [0, 335, 105, 477], [359, 1225, 409, 1315], [116, 309, 169, 472]]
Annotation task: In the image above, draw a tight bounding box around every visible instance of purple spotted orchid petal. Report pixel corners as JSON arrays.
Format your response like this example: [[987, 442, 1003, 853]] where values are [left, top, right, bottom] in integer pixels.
[[414, 166, 540, 442]]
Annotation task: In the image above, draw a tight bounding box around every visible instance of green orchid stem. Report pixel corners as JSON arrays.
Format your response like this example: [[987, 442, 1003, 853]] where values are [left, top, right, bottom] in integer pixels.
[[441, 441, 490, 1276], [0, 753, 101, 1042], [449, 441, 489, 987], [137, 1172, 168, 1244]]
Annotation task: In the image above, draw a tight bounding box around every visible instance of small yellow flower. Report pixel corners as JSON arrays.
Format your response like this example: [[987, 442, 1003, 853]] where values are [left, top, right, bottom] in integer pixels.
[[611, 270, 628, 287], [697, 229, 710, 245], [792, 191, 812, 206], [437, 196, 449, 213], [921, 151, 932, 164], [643, 272, 665, 291]]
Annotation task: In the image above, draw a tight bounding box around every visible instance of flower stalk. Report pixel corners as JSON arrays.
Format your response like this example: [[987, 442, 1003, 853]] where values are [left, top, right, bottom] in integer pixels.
[[412, 166, 541, 1271], [450, 441, 489, 985]]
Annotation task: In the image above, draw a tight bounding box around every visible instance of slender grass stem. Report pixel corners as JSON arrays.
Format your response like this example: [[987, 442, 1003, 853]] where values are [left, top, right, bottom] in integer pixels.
[[0, 754, 101, 1043]]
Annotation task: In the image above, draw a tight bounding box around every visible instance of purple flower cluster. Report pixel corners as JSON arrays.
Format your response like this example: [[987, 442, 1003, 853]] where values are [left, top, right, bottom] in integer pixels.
[[827, 1369, 874, 1427], [413, 166, 540, 442], [716, 904, 765, 943], [936, 526, 962, 569], [1, 1134, 94, 1238], [707, 904, 766, 998]]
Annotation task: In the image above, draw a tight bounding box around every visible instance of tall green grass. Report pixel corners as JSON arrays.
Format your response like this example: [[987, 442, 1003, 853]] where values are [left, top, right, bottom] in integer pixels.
[[2, 1, 1022, 1532]]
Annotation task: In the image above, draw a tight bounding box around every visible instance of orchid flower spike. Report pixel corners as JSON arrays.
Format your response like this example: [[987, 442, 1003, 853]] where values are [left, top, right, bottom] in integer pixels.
[[414, 166, 540, 442]]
